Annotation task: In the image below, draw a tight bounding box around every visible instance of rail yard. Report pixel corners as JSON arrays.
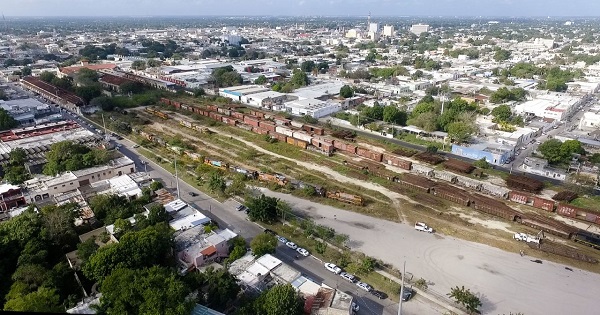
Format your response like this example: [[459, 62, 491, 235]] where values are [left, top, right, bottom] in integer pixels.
[[124, 97, 600, 267]]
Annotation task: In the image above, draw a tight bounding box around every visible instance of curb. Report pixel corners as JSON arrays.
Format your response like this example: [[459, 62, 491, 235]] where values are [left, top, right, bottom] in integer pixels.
[[375, 270, 468, 315]]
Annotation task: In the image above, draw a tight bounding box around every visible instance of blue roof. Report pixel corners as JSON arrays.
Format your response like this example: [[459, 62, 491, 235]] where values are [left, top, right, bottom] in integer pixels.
[[191, 304, 225, 315]]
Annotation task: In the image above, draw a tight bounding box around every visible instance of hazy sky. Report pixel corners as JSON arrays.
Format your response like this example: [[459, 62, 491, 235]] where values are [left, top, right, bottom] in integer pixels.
[[3, 0, 600, 17]]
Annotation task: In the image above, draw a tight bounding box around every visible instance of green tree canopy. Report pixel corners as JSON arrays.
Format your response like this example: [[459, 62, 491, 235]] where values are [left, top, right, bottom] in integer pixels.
[[212, 66, 243, 88], [538, 139, 583, 164], [339, 85, 354, 98], [43, 141, 109, 176], [246, 194, 280, 223], [300, 60, 315, 72], [0, 108, 18, 131], [83, 223, 174, 283], [494, 49, 512, 62], [254, 75, 267, 85], [448, 285, 482, 314], [491, 104, 513, 122], [383, 105, 408, 125], [447, 121, 476, 143], [3, 286, 62, 312], [290, 69, 309, 87], [97, 267, 194, 315], [255, 284, 304, 315], [250, 233, 277, 257]]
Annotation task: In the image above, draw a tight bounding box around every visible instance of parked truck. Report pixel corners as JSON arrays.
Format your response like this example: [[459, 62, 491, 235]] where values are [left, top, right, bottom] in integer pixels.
[[414, 222, 433, 233]]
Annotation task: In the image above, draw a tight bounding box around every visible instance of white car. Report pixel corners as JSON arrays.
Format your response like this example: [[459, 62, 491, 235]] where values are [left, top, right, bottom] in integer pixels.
[[356, 281, 373, 292], [324, 263, 342, 275], [277, 236, 288, 243], [296, 247, 310, 257], [339, 272, 356, 283], [414, 222, 433, 233], [285, 241, 298, 250]]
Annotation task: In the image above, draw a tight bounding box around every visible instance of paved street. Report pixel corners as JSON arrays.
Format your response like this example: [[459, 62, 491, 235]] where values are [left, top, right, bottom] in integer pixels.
[[260, 189, 600, 315], [111, 139, 417, 315]]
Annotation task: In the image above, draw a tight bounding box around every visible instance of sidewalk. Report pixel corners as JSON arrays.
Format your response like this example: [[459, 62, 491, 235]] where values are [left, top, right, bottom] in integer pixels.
[[376, 270, 468, 315]]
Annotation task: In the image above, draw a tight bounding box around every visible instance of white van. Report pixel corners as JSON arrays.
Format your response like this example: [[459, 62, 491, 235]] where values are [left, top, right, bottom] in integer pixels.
[[415, 222, 433, 233]]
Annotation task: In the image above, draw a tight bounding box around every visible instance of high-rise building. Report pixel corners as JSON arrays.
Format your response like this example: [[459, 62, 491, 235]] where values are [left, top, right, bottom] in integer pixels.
[[368, 23, 379, 34], [410, 24, 430, 35], [383, 25, 395, 37]]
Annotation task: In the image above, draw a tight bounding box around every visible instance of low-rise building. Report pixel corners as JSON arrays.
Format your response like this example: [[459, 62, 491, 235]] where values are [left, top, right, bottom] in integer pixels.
[[521, 156, 567, 181], [24, 156, 136, 202], [283, 98, 341, 118], [451, 142, 513, 165], [176, 227, 237, 271], [0, 183, 26, 213]]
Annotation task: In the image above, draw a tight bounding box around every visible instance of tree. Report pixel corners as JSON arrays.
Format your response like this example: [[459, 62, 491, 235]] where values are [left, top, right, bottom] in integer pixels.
[[426, 145, 438, 153], [494, 49, 511, 62], [447, 122, 475, 143], [300, 60, 315, 72], [147, 204, 169, 226], [491, 104, 513, 122], [202, 268, 240, 311], [0, 108, 18, 131], [146, 59, 162, 68], [290, 69, 309, 87], [538, 139, 568, 164], [97, 267, 194, 315], [254, 75, 267, 85], [3, 287, 62, 312], [43, 141, 109, 176], [83, 223, 174, 282], [473, 158, 491, 169], [76, 68, 99, 85], [207, 172, 226, 194], [256, 284, 303, 315], [383, 105, 407, 125], [77, 238, 99, 262], [131, 60, 146, 70], [250, 233, 277, 257], [447, 286, 482, 314], [149, 180, 163, 191], [119, 81, 145, 94], [75, 84, 103, 104], [246, 194, 280, 223], [21, 67, 32, 76], [39, 71, 57, 83], [40, 204, 78, 248], [226, 236, 247, 263], [339, 85, 354, 98]]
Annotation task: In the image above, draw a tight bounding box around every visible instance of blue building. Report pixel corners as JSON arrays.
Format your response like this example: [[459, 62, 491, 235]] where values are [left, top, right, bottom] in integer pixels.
[[451, 143, 514, 165]]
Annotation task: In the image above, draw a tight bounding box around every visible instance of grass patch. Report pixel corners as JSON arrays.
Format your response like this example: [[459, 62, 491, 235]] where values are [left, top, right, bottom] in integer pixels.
[[571, 196, 600, 212]]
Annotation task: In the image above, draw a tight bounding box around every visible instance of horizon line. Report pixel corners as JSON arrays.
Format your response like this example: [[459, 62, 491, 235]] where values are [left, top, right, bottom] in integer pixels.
[[3, 14, 600, 19]]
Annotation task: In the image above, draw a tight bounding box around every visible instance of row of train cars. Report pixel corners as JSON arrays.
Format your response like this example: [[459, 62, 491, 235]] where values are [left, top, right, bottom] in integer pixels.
[[145, 98, 600, 261]]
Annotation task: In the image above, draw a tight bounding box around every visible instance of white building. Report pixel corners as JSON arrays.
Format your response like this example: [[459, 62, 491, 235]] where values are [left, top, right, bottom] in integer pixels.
[[283, 98, 341, 118], [514, 94, 581, 122], [382, 25, 395, 37], [410, 24, 430, 35], [24, 156, 136, 202], [579, 111, 600, 131], [368, 23, 379, 34], [521, 156, 567, 181]]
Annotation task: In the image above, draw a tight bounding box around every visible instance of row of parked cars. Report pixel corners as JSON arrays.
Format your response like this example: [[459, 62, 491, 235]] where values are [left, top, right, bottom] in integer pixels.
[[323, 262, 413, 301], [263, 229, 311, 257]]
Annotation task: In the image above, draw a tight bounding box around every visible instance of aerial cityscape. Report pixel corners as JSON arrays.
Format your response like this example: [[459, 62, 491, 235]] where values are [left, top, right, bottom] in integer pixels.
[[1, 4, 600, 315]]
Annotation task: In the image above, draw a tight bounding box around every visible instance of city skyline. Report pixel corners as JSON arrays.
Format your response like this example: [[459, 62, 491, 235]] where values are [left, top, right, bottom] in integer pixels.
[[4, 0, 600, 18]]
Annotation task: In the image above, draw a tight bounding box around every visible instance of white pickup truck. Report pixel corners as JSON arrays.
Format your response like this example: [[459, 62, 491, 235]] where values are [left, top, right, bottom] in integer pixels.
[[513, 232, 540, 244], [415, 222, 433, 233]]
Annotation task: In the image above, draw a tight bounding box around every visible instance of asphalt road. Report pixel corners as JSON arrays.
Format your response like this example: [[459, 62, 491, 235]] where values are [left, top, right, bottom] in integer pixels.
[[262, 189, 600, 315], [110, 138, 407, 315]]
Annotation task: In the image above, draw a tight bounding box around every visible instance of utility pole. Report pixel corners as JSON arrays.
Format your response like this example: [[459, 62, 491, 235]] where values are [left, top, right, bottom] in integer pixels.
[[174, 159, 180, 199], [398, 261, 406, 315]]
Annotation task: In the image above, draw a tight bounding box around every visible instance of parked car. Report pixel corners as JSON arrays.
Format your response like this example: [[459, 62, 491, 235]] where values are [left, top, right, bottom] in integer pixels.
[[296, 247, 310, 257], [133, 144, 140, 148], [414, 222, 433, 233], [188, 192, 198, 197], [277, 236, 288, 243], [235, 204, 248, 212], [285, 241, 298, 250], [339, 272, 356, 283], [356, 281, 372, 292], [401, 288, 413, 301], [351, 302, 359, 312], [371, 290, 386, 299], [324, 263, 342, 275]]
